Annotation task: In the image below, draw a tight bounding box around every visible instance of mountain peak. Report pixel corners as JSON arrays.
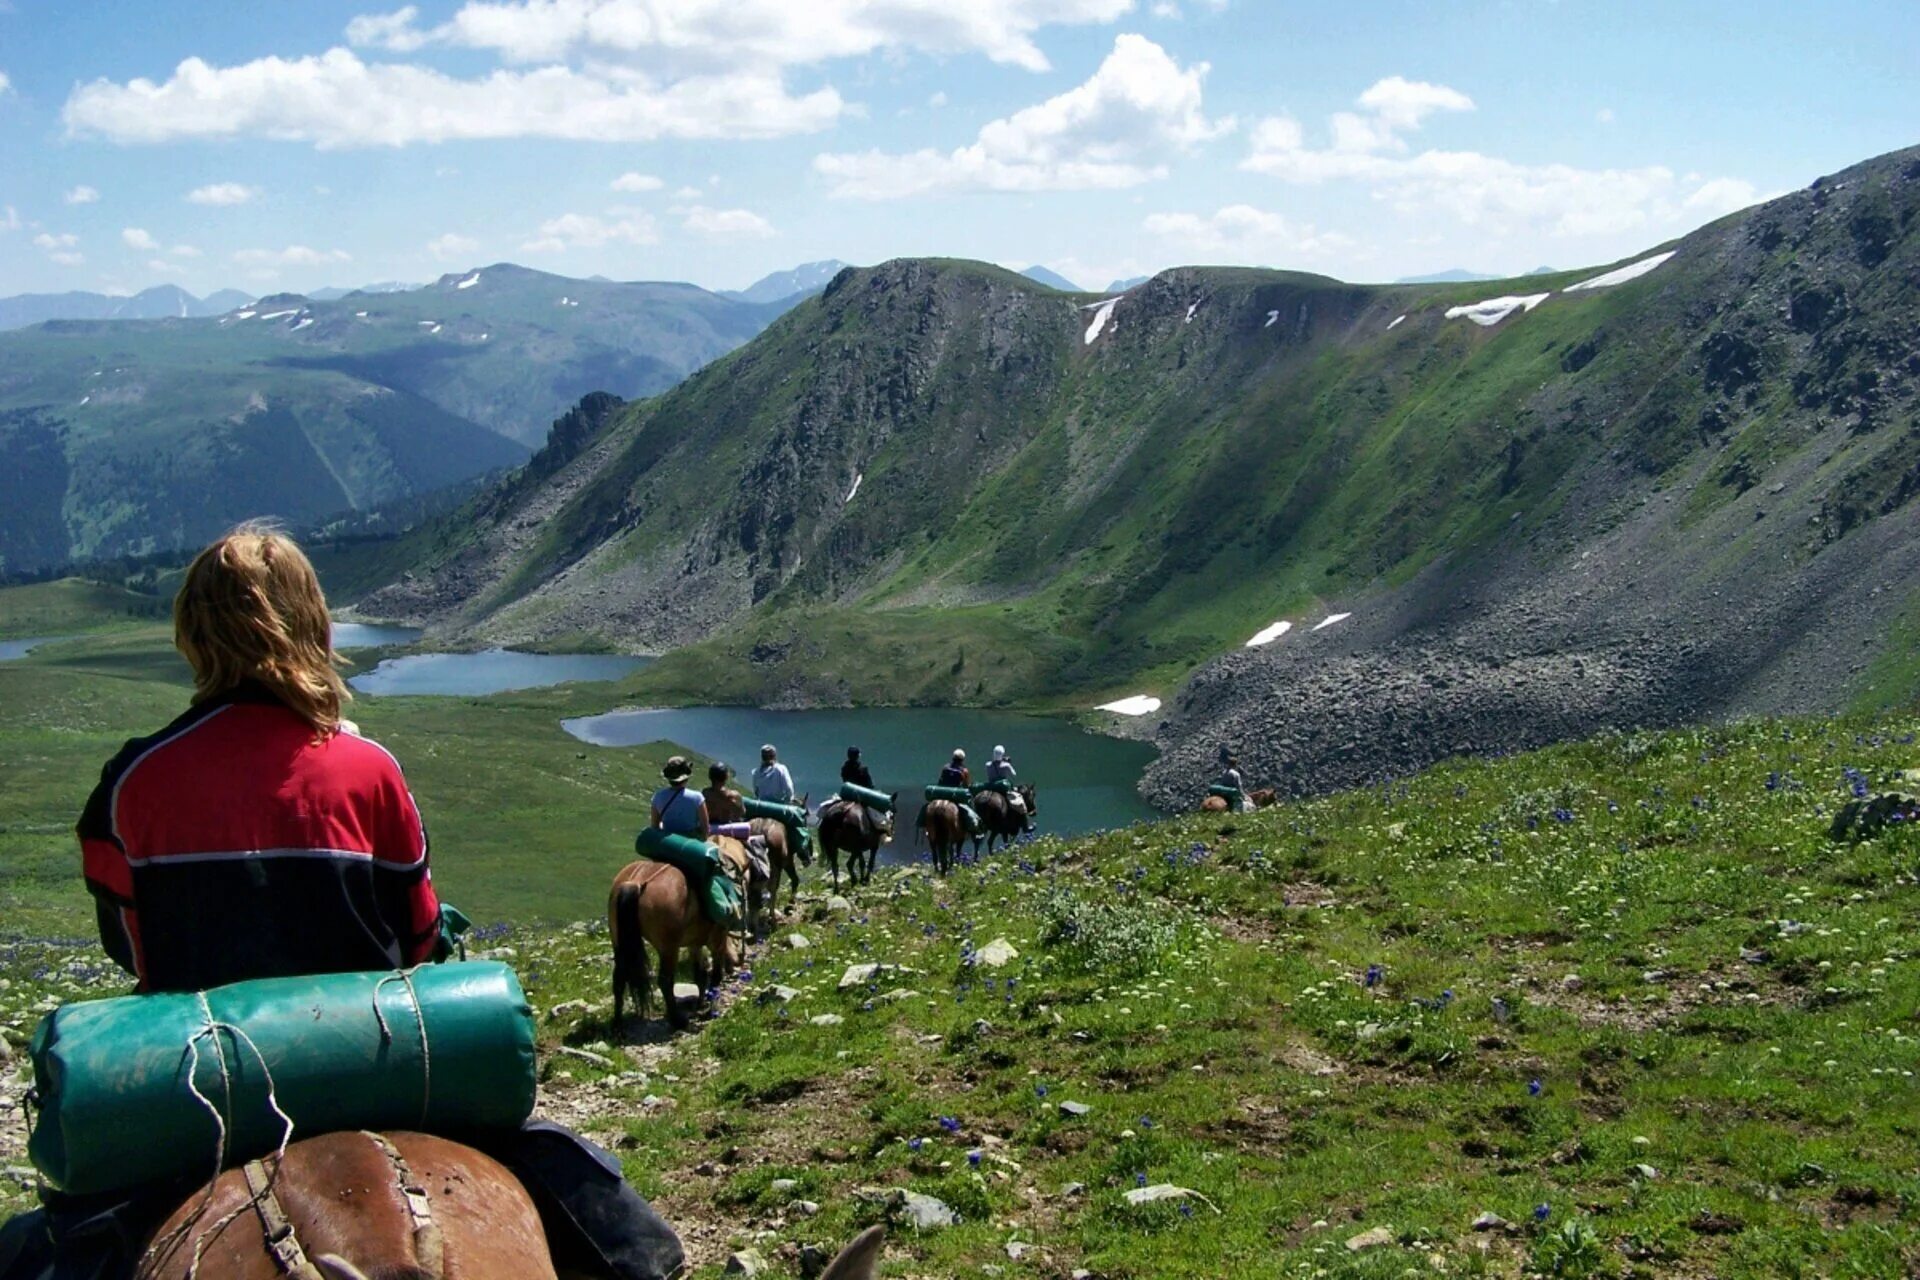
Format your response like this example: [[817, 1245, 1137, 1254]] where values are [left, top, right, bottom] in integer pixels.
[[726, 260, 850, 307], [1019, 265, 1084, 292]]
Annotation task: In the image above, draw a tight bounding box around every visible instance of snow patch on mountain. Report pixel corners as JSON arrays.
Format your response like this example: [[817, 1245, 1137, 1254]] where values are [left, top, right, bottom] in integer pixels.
[[1565, 251, 1676, 292], [1444, 294, 1550, 327]]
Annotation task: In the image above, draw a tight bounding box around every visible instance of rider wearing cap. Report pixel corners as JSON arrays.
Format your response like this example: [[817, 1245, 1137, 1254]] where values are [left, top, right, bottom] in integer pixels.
[[938, 749, 970, 788], [988, 745, 1034, 832]]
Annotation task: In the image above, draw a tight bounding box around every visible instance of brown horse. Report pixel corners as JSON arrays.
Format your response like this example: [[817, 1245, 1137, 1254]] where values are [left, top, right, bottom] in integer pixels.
[[971, 785, 1037, 856], [816, 796, 895, 889], [749, 792, 810, 915], [137, 1130, 554, 1280], [609, 839, 748, 1030], [917, 799, 969, 877], [1200, 787, 1279, 814]]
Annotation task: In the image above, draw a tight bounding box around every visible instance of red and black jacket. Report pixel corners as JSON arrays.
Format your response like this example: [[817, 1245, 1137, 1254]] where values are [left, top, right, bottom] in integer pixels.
[[77, 682, 441, 993]]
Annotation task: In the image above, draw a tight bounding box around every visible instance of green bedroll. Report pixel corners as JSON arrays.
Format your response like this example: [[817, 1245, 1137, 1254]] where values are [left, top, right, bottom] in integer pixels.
[[838, 782, 894, 812], [28, 961, 535, 1197], [1207, 784, 1246, 802], [635, 826, 744, 927], [742, 796, 815, 861], [923, 785, 974, 804], [970, 779, 1015, 795]]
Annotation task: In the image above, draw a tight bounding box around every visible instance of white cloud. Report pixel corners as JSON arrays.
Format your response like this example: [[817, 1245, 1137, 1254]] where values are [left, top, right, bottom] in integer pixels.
[[170, 243, 203, 257], [672, 185, 702, 199], [428, 231, 481, 260], [147, 258, 187, 274], [122, 227, 160, 251], [232, 245, 352, 266], [187, 181, 261, 205], [0, 72, 10, 95], [817, 34, 1231, 199], [1143, 204, 1351, 262], [0, 206, 21, 232], [928, 91, 948, 109], [346, 0, 1132, 74], [63, 50, 844, 148], [610, 171, 663, 192], [1242, 76, 1762, 241], [49, 251, 85, 266], [34, 232, 79, 249], [64, 185, 100, 204], [1596, 106, 1615, 125], [345, 5, 430, 52], [520, 211, 657, 252], [682, 206, 775, 239], [1683, 177, 1764, 215]]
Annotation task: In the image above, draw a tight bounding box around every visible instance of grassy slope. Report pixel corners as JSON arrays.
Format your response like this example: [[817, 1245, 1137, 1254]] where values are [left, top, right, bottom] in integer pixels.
[[0, 578, 169, 639], [5, 600, 1920, 1275]]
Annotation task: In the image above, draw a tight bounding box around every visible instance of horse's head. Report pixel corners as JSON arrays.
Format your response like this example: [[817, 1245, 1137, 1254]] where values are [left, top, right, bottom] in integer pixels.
[[1019, 784, 1037, 818]]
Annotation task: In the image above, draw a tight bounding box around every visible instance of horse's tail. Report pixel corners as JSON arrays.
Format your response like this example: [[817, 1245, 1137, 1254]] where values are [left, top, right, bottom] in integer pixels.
[[614, 881, 652, 1018]]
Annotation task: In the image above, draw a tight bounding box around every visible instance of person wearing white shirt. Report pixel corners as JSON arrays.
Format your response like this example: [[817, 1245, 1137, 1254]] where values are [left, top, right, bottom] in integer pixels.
[[751, 743, 795, 804]]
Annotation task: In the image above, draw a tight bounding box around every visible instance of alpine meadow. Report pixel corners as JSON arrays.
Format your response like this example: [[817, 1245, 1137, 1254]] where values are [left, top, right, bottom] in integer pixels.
[[2, 5, 1919, 1279]]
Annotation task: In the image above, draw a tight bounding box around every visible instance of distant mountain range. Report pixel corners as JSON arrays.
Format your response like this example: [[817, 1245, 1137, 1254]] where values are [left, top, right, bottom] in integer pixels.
[[721, 260, 849, 306], [1019, 265, 1084, 292], [0, 285, 255, 331], [1107, 275, 1150, 292], [0, 263, 792, 571]]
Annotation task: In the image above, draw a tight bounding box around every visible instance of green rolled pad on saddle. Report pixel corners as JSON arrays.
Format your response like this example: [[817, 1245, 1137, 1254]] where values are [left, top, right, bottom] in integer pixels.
[[635, 826, 744, 928], [742, 797, 814, 859], [969, 779, 1015, 795], [27, 961, 535, 1197], [923, 786, 981, 833], [1207, 784, 1245, 802], [838, 782, 893, 812]]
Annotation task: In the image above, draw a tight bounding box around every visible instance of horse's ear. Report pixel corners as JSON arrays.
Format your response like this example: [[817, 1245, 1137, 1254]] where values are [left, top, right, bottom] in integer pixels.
[[819, 1225, 886, 1280]]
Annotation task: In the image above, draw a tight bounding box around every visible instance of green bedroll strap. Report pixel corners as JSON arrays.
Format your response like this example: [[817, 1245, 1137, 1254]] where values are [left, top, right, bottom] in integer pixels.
[[838, 782, 894, 812], [924, 785, 974, 803]]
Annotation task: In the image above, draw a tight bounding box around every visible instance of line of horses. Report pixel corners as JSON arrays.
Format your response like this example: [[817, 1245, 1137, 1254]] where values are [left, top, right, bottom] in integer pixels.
[[609, 784, 1039, 1032]]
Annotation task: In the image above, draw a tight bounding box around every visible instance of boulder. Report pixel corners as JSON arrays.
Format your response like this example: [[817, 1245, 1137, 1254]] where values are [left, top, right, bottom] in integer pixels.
[[974, 938, 1020, 968], [1345, 1226, 1395, 1251]]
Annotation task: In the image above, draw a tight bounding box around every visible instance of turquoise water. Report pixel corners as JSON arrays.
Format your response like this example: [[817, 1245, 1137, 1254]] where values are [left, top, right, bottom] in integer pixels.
[[562, 705, 1160, 838], [349, 649, 651, 696], [332, 622, 424, 649]]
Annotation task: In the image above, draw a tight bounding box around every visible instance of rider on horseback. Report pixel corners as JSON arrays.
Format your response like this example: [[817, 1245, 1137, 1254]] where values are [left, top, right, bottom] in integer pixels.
[[751, 743, 795, 804], [988, 745, 1035, 832], [938, 749, 970, 788], [0, 526, 685, 1280], [701, 761, 746, 825], [841, 745, 874, 789]]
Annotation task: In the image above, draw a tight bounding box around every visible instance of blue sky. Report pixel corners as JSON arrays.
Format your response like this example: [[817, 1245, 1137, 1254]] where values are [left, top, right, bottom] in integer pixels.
[[2, 0, 1915, 297]]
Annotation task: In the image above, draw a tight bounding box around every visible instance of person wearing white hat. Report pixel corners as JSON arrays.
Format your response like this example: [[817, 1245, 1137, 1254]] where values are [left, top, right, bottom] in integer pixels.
[[987, 745, 1032, 831]]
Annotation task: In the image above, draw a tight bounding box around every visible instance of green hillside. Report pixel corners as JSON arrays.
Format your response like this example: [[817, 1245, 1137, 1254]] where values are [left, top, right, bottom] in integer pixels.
[[364, 147, 1920, 774], [0, 265, 787, 572]]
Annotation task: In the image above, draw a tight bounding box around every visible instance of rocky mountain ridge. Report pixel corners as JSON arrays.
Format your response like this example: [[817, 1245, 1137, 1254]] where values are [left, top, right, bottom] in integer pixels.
[[363, 145, 1920, 799]]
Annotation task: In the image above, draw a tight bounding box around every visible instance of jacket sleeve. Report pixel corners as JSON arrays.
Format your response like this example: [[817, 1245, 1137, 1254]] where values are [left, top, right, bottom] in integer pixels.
[[369, 754, 441, 967], [77, 749, 141, 979]]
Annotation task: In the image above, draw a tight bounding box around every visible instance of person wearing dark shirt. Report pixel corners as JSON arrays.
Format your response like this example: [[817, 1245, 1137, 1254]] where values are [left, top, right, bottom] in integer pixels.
[[938, 749, 971, 788], [841, 746, 874, 789]]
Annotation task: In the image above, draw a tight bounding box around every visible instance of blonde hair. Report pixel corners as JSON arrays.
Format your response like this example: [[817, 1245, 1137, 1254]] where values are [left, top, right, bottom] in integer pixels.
[[173, 523, 349, 733]]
